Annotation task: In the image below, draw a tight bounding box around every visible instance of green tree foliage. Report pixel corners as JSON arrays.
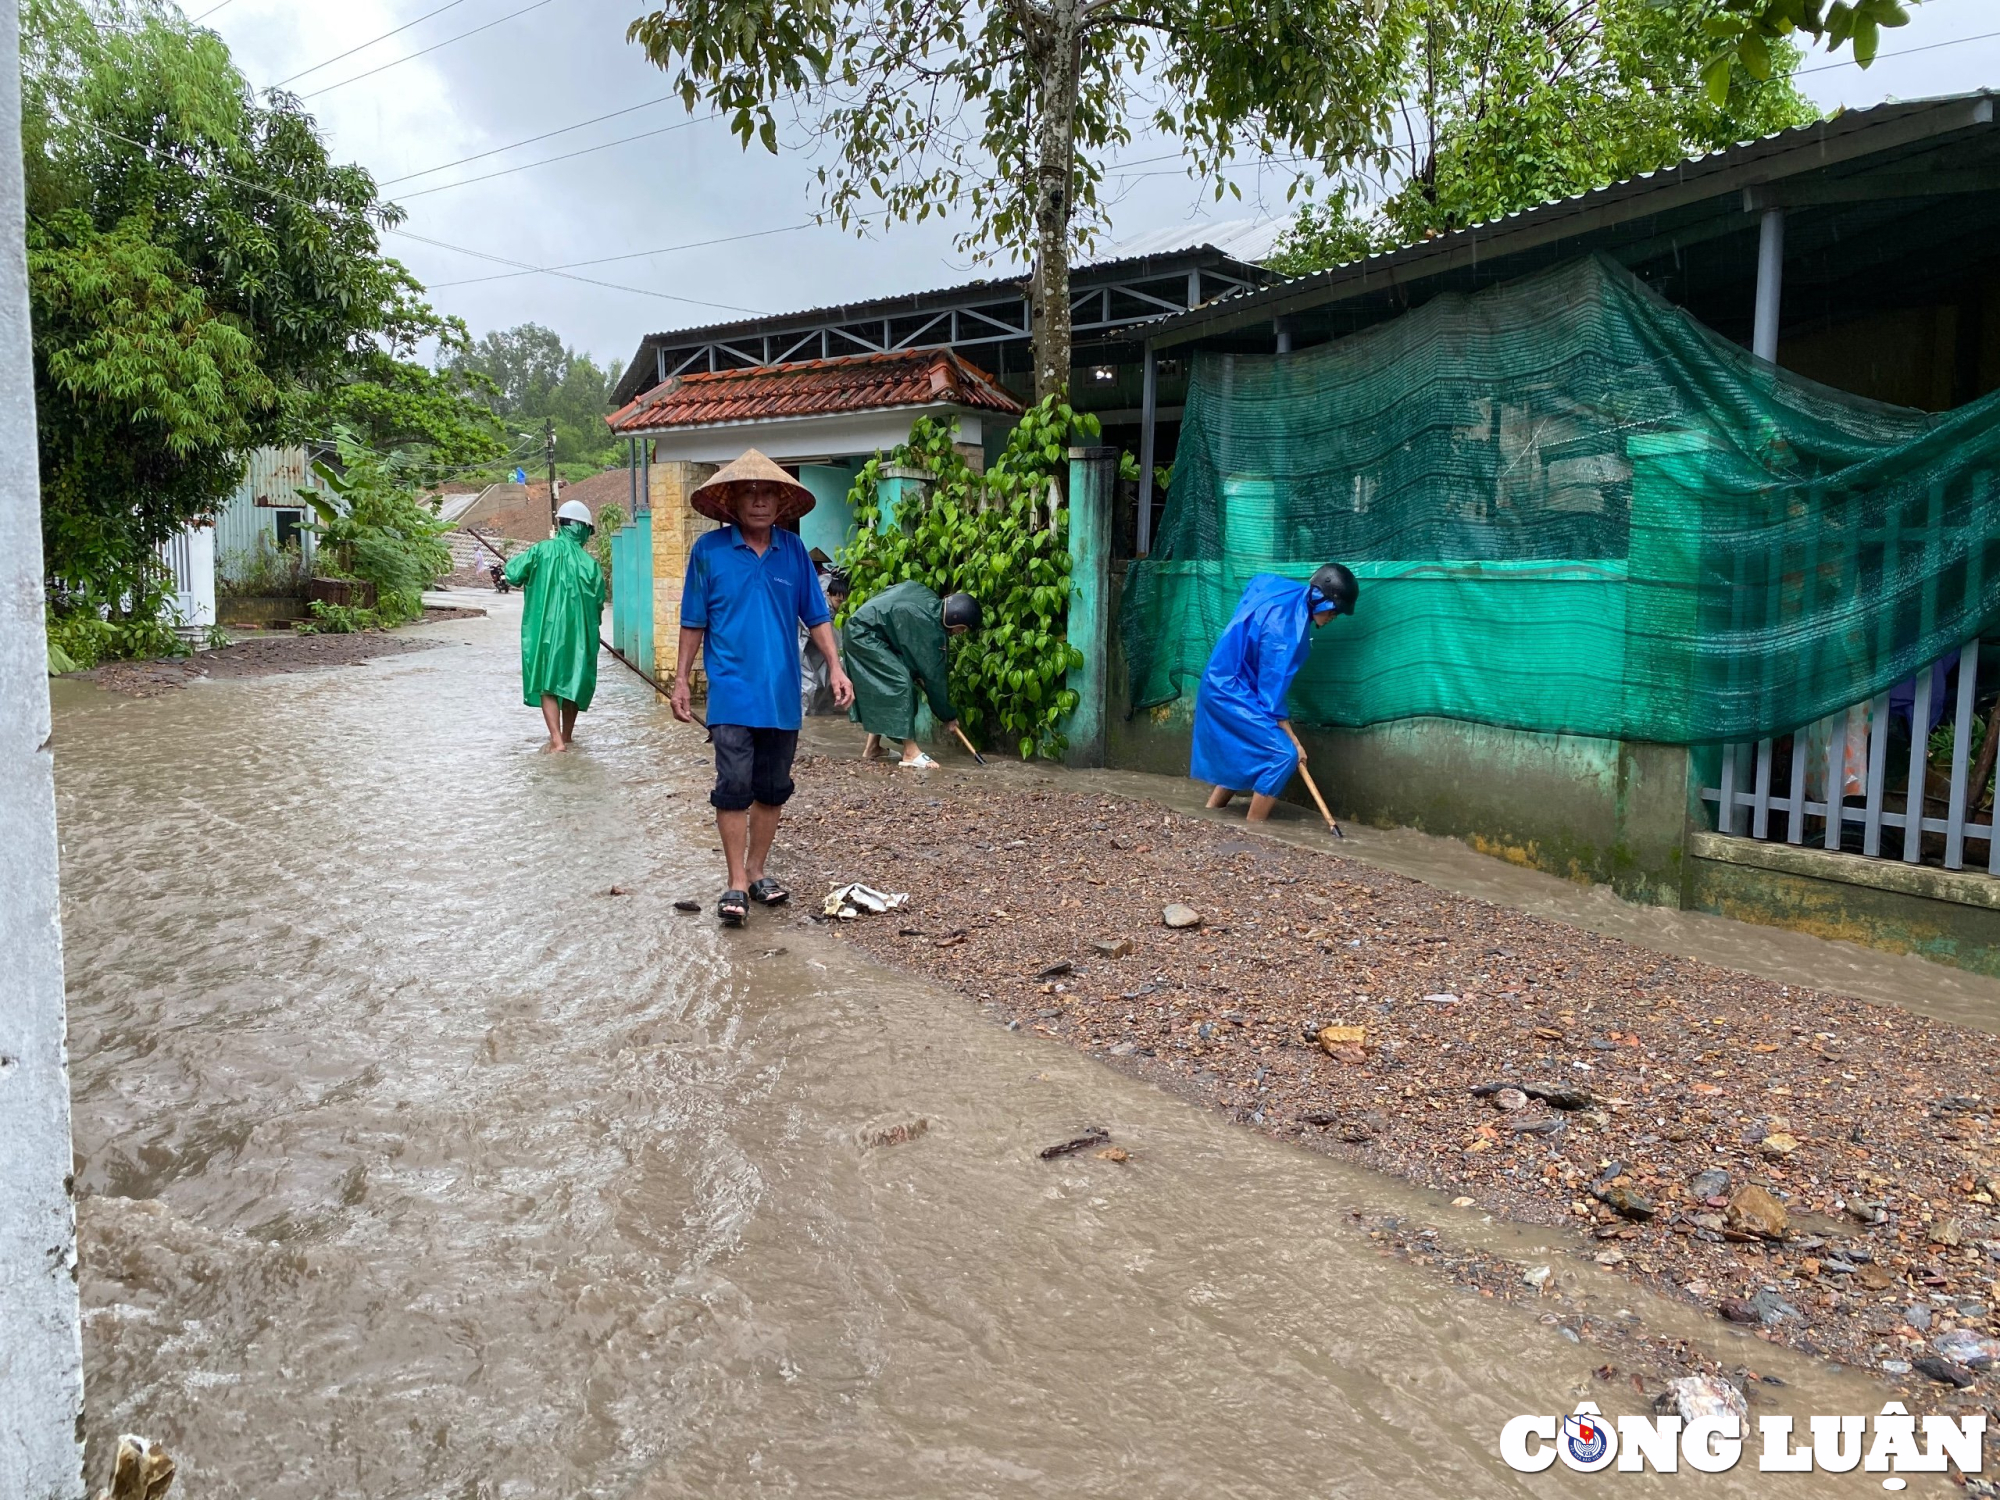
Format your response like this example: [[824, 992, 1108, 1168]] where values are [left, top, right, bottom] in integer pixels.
[[23, 0, 501, 622], [836, 399, 1109, 760], [627, 1, 1410, 402], [1702, 0, 1921, 97], [305, 428, 455, 628], [443, 322, 625, 469], [1268, 0, 1818, 274]]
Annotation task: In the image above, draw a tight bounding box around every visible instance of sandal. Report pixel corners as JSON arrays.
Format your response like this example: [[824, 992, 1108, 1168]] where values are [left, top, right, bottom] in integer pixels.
[[717, 889, 748, 926], [897, 752, 940, 770], [747, 876, 789, 906]]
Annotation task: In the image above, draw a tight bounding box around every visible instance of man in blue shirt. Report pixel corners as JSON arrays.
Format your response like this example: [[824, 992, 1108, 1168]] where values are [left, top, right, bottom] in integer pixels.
[[670, 450, 853, 926]]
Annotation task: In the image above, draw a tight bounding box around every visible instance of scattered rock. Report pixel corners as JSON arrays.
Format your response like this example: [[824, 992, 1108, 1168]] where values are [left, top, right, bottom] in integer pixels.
[[672, 899, 701, 913], [1594, 1248, 1625, 1267], [1424, 992, 1461, 1006], [1914, 1356, 1978, 1388], [1594, 1185, 1656, 1221], [1450, 1195, 1476, 1208], [1934, 1329, 2000, 1369], [1161, 904, 1202, 930], [1034, 961, 1074, 979], [1758, 1131, 1800, 1159], [1337, 1110, 1388, 1142], [1906, 1303, 1933, 1332], [1523, 1265, 1553, 1290], [1656, 1375, 1747, 1423], [1039, 1128, 1111, 1160], [1521, 1083, 1595, 1111], [1724, 1184, 1789, 1241], [607, 885, 630, 896], [1844, 1198, 1888, 1225], [1688, 1168, 1731, 1201], [1857, 1264, 1895, 1291], [1091, 938, 1134, 959], [1508, 1116, 1566, 1136], [1931, 1218, 1966, 1247], [1095, 1146, 1130, 1163], [1719, 1297, 1762, 1325], [1316, 1024, 1367, 1055], [1881, 1359, 1913, 1375], [1488, 1087, 1529, 1113]]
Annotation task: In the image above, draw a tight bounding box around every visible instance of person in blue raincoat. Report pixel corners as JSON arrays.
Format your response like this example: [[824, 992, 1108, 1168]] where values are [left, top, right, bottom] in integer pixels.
[[1192, 563, 1359, 821]]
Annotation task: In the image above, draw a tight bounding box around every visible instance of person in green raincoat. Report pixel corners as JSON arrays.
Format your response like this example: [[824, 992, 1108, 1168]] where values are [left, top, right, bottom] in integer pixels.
[[844, 581, 982, 768], [503, 497, 605, 752]]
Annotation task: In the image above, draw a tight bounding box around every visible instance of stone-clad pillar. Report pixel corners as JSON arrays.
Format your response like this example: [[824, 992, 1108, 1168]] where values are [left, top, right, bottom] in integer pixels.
[[648, 458, 719, 694]]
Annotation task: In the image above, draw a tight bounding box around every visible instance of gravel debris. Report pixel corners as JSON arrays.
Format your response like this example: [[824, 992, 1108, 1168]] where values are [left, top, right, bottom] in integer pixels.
[[782, 755, 2000, 1395]]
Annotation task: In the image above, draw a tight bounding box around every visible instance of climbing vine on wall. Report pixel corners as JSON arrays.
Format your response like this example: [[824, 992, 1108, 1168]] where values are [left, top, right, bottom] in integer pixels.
[[837, 397, 1115, 760]]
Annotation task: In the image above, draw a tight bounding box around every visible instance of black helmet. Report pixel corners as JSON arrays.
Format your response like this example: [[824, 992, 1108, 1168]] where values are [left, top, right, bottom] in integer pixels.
[[1308, 562, 1359, 617], [822, 566, 852, 599], [941, 592, 982, 632]]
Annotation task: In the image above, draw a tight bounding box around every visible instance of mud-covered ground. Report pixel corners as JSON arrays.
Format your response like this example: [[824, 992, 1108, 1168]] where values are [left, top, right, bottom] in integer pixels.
[[783, 754, 2000, 1408], [79, 609, 479, 696]]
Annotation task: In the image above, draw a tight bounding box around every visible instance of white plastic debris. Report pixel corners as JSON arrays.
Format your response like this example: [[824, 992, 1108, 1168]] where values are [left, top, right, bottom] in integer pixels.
[[823, 882, 910, 920]]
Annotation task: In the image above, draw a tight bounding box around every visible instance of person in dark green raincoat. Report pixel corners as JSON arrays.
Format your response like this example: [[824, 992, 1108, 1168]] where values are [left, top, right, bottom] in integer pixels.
[[844, 581, 981, 768], [503, 498, 605, 752]]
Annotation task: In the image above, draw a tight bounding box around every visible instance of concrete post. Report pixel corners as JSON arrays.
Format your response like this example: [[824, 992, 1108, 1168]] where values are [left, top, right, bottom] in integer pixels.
[[0, 0, 88, 1489], [1064, 446, 1118, 768], [1136, 341, 1157, 557], [876, 464, 929, 533], [1753, 208, 1785, 365]]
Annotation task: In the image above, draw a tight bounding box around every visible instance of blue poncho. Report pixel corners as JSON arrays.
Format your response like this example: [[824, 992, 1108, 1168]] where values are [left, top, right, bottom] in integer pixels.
[[1190, 574, 1322, 797]]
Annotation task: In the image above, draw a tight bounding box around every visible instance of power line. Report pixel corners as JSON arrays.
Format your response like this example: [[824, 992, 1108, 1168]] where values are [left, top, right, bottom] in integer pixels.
[[424, 221, 819, 287], [384, 227, 766, 314], [96, 125, 766, 316], [393, 114, 715, 200], [300, 0, 559, 100], [1795, 25, 2000, 76], [271, 0, 475, 89], [189, 0, 236, 20], [381, 96, 705, 185]]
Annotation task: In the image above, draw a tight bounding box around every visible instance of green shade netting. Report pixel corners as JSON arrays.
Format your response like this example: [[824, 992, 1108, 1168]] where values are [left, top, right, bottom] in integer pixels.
[[1122, 253, 2000, 745]]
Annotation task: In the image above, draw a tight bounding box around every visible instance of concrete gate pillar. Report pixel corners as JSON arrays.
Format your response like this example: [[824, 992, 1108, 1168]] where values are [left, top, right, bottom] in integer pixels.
[[648, 460, 718, 694]]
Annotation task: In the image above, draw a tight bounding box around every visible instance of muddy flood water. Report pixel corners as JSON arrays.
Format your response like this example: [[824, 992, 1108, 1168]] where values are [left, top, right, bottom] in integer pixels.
[[54, 601, 1905, 1497]]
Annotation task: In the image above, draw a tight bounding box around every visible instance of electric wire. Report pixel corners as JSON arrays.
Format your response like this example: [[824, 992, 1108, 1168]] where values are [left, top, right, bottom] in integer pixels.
[[393, 114, 713, 200], [271, 0, 475, 89], [381, 97, 710, 185], [424, 221, 818, 287], [96, 126, 767, 315], [299, 0, 559, 100]]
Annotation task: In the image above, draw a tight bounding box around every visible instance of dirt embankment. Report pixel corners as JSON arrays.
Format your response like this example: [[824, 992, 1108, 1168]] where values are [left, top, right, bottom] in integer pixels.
[[79, 609, 479, 697], [783, 754, 2000, 1410]]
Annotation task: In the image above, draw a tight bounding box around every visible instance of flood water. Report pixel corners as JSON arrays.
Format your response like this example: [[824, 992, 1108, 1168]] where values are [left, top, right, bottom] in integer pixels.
[[56, 601, 1894, 1497]]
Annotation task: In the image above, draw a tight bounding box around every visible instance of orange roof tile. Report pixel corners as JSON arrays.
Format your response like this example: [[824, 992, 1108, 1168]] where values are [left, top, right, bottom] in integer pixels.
[[606, 347, 1023, 435]]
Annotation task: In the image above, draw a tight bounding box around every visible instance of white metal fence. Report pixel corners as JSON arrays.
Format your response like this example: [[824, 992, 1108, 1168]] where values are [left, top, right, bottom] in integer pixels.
[[1700, 640, 1997, 874]]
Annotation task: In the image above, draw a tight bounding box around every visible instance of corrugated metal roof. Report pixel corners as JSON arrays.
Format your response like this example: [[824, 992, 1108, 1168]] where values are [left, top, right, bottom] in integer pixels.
[[1144, 90, 2000, 346], [1103, 218, 1288, 263], [609, 242, 1275, 406], [607, 348, 1025, 434]]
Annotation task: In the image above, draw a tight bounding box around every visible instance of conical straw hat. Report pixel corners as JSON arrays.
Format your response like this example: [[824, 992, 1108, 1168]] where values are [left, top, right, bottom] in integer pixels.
[[688, 449, 816, 524]]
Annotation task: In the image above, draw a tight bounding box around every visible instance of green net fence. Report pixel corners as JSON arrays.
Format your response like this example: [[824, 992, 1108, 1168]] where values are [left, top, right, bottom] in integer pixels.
[[1122, 254, 2000, 745]]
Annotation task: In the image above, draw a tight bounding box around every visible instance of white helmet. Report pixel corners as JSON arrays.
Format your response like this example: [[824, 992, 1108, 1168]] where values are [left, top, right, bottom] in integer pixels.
[[556, 498, 593, 526]]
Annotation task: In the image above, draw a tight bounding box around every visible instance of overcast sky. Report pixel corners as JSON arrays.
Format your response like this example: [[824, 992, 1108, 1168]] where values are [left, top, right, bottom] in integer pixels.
[[196, 0, 2000, 376]]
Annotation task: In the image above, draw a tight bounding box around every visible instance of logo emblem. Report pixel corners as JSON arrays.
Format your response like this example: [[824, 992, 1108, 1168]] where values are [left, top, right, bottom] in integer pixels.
[[1562, 1409, 1613, 1469]]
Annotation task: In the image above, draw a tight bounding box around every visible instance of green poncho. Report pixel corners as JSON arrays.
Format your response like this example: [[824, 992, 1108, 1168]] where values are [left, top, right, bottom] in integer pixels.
[[503, 527, 605, 710], [845, 579, 955, 740]]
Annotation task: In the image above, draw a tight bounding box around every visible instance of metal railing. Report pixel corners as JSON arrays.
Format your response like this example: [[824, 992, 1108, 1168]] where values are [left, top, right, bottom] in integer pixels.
[[1700, 641, 1999, 874]]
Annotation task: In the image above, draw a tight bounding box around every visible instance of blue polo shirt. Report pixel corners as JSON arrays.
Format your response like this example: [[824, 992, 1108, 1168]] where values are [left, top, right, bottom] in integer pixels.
[[680, 525, 830, 730]]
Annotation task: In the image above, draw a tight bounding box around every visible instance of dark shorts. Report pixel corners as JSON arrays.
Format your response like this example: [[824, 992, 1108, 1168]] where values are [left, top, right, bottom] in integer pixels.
[[710, 724, 800, 811]]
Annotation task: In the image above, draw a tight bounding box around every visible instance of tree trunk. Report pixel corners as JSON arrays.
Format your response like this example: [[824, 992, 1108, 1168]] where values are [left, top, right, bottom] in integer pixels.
[[1024, 1, 1082, 404]]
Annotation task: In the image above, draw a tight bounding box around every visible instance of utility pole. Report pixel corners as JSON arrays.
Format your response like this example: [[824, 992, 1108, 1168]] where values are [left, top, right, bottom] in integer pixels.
[[544, 418, 558, 532], [0, 0, 87, 1490]]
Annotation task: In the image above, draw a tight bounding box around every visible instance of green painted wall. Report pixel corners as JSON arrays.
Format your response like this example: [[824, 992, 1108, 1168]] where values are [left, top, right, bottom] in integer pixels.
[[798, 463, 858, 561]]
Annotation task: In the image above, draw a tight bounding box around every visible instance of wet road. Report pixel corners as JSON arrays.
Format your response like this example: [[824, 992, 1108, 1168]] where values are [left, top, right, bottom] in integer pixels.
[[56, 602, 1881, 1497]]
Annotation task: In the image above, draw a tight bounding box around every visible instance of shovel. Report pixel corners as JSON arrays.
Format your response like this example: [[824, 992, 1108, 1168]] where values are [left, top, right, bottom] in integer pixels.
[[600, 637, 710, 740], [949, 722, 988, 766], [1280, 721, 1344, 839]]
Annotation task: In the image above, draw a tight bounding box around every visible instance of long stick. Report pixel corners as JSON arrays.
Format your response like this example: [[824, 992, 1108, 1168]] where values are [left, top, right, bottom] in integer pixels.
[[949, 722, 988, 765], [1280, 721, 1343, 839], [599, 636, 710, 740]]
